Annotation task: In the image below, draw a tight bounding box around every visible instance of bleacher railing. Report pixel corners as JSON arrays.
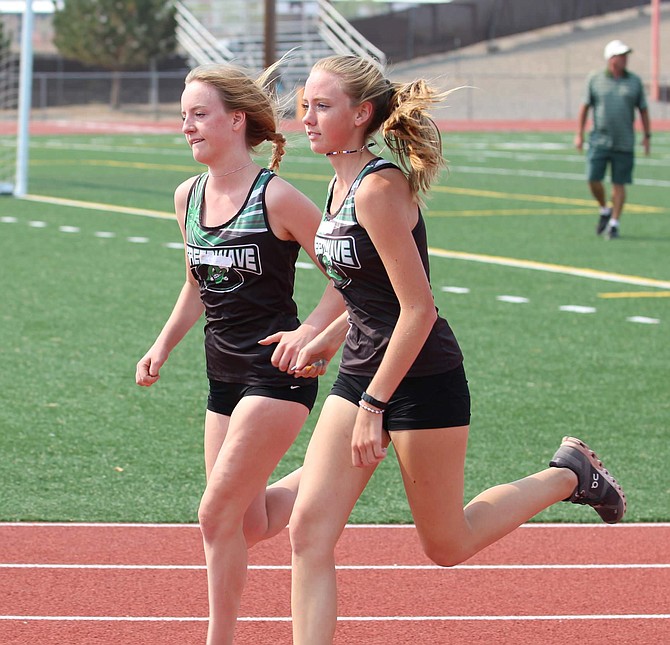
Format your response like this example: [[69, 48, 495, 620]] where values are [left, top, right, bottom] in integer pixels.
[[316, 0, 386, 65], [175, 1, 235, 66]]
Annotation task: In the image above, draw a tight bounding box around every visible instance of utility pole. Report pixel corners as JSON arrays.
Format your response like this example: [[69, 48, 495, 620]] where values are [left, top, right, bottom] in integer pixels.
[[650, 0, 660, 101], [264, 0, 276, 69]]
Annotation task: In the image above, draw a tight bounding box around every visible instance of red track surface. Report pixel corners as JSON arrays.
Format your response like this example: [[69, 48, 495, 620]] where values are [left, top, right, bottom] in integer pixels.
[[0, 523, 668, 644]]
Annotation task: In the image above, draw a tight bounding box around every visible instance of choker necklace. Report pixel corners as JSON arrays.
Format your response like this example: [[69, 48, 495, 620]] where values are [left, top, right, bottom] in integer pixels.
[[325, 142, 376, 156], [210, 160, 254, 178]]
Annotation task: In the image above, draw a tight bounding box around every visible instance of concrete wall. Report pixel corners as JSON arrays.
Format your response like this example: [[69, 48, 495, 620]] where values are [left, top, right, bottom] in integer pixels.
[[352, 0, 650, 63]]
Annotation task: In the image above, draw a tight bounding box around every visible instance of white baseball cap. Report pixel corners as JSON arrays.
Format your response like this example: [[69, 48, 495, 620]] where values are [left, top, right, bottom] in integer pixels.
[[604, 39, 632, 60]]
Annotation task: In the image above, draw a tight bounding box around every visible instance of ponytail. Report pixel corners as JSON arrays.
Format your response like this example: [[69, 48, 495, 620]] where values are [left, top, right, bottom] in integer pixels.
[[312, 55, 450, 202]]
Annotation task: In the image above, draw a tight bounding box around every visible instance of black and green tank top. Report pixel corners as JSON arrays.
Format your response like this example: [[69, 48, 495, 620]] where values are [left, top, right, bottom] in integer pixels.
[[315, 158, 463, 377], [186, 169, 310, 386]]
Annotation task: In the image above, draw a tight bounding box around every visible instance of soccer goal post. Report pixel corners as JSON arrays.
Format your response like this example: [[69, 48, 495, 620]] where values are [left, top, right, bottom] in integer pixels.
[[0, 0, 33, 197]]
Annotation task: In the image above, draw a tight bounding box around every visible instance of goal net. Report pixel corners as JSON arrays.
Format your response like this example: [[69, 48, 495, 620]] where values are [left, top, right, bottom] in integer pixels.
[[0, 24, 19, 195]]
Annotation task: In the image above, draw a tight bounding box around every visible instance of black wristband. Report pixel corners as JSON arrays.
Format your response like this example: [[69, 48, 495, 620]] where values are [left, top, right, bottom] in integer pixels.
[[361, 391, 388, 410]]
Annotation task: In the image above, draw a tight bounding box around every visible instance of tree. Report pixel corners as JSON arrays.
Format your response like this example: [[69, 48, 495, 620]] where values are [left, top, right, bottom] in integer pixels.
[[0, 20, 12, 61], [52, 0, 178, 109]]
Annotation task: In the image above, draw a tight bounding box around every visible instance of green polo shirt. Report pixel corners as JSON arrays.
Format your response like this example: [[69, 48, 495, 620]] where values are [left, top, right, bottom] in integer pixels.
[[583, 68, 647, 152]]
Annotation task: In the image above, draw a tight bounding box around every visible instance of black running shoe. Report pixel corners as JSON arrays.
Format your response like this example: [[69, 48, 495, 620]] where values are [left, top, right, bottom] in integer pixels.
[[606, 224, 620, 240], [596, 208, 612, 235], [549, 436, 626, 524]]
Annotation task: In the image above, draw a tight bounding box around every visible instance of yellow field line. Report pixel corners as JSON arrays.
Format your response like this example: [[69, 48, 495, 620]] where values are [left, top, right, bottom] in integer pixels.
[[29, 163, 664, 215], [427, 209, 596, 217], [18, 193, 670, 290], [432, 184, 664, 213], [599, 291, 670, 299], [293, 172, 663, 216], [22, 194, 174, 219], [31, 158, 195, 173], [428, 247, 670, 290], [431, 185, 663, 214]]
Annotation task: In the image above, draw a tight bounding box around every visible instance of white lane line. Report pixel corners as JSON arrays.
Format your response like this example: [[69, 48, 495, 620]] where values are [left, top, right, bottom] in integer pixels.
[[1, 614, 668, 622], [1, 522, 669, 528], [1, 563, 667, 571]]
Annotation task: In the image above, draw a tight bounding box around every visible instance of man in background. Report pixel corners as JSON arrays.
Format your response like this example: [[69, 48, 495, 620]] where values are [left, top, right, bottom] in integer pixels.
[[574, 39, 651, 239]]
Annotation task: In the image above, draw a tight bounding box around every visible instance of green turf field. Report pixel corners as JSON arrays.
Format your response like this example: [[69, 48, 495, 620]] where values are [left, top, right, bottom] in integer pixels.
[[1, 130, 668, 523]]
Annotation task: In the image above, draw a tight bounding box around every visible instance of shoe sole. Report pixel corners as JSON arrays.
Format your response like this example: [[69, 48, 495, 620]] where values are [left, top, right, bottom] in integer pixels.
[[561, 436, 627, 523]]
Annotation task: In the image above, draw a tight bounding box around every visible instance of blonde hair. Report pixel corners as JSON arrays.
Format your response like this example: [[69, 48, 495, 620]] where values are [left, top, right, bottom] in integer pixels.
[[185, 62, 286, 171], [312, 55, 448, 200]]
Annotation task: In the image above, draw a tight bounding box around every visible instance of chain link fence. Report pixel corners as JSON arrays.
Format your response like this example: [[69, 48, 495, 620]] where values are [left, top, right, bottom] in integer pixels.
[[19, 67, 669, 123]]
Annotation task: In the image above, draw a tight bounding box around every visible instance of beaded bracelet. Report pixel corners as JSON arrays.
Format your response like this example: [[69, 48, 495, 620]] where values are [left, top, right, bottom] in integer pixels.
[[359, 401, 384, 415], [361, 391, 388, 410]]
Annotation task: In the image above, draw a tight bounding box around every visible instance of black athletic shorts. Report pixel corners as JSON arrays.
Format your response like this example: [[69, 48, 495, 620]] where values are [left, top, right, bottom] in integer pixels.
[[207, 378, 319, 416], [330, 363, 470, 430]]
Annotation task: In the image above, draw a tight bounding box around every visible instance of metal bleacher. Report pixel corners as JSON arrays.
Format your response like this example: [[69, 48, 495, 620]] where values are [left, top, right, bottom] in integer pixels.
[[174, 0, 385, 89]]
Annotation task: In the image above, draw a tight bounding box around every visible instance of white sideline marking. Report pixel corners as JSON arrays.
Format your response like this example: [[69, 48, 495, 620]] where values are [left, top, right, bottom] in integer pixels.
[[441, 286, 470, 294], [559, 305, 597, 314], [497, 295, 529, 303], [627, 316, 660, 324]]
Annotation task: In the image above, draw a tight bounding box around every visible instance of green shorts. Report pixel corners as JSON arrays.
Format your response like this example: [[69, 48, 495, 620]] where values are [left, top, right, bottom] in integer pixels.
[[587, 147, 634, 185]]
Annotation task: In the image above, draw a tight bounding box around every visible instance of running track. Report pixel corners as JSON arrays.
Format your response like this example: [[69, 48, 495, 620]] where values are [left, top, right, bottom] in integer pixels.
[[1, 523, 668, 644]]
